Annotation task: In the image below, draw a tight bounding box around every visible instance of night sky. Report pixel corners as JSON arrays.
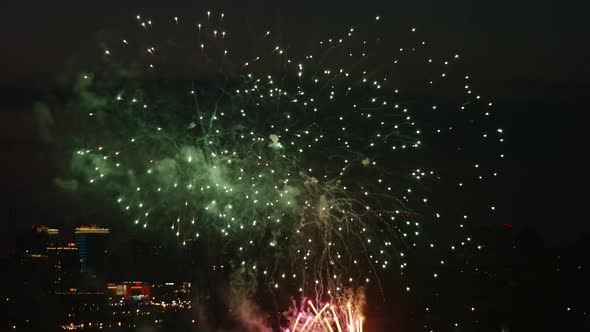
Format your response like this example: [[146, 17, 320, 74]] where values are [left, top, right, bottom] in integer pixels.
[[1, 0, 589, 249]]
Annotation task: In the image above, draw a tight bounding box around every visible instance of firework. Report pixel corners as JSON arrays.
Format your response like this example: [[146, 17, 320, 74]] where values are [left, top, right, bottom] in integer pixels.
[[285, 297, 365, 332], [57, 11, 503, 299]]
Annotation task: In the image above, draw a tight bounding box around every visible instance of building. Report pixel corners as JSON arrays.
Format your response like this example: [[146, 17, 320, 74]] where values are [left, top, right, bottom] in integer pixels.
[[74, 225, 109, 277], [106, 281, 151, 304], [46, 242, 80, 292], [19, 226, 63, 287], [106, 281, 192, 306]]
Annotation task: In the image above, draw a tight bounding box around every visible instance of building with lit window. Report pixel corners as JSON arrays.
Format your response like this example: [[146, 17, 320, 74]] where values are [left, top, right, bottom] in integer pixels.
[[74, 225, 109, 277], [46, 242, 80, 292]]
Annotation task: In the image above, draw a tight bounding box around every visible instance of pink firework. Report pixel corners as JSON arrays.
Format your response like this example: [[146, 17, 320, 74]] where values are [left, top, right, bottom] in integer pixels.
[[285, 300, 364, 332]]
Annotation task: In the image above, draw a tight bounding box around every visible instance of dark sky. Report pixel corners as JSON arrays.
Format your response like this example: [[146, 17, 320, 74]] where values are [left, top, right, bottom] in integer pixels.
[[1, 0, 589, 249]]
